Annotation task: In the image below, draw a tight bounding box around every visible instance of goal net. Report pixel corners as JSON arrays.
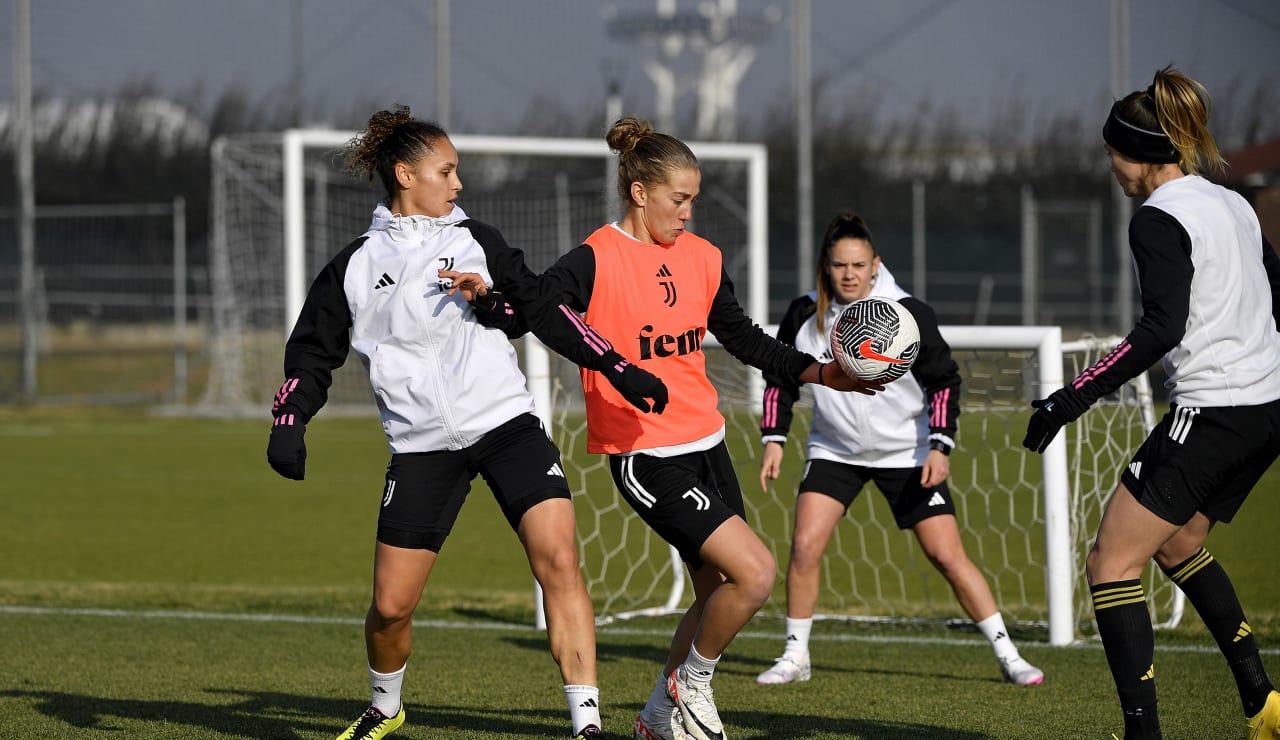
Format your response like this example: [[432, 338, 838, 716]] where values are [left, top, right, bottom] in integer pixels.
[[530, 328, 1173, 646], [208, 130, 1175, 644]]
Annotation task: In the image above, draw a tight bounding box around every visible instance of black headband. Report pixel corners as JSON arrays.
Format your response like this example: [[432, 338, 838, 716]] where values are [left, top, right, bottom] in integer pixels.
[[1102, 101, 1179, 164]]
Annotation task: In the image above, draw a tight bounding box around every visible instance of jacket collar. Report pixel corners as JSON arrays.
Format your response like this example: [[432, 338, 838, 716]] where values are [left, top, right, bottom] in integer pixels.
[[368, 202, 468, 242]]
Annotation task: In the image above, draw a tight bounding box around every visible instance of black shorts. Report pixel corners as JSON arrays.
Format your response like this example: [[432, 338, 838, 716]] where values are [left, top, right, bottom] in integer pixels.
[[1120, 399, 1280, 525], [608, 441, 743, 568], [376, 413, 571, 551], [799, 458, 956, 530]]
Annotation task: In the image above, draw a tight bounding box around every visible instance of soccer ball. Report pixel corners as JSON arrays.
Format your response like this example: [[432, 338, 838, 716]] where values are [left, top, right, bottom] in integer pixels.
[[830, 297, 921, 383]]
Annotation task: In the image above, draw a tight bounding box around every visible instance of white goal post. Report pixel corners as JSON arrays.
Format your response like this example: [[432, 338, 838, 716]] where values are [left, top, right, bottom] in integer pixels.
[[280, 128, 769, 336], [942, 327, 1172, 644], [946, 326, 1073, 644]]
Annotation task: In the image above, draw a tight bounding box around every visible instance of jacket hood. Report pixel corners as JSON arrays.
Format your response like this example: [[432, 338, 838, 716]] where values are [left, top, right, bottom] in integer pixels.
[[870, 262, 910, 301]]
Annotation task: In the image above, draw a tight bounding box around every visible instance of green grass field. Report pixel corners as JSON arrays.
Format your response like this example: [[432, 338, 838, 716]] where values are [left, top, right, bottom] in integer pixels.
[[1, 406, 1277, 739]]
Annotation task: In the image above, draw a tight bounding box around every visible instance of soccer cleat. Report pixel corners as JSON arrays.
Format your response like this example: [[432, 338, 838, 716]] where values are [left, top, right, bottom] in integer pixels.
[[998, 655, 1045, 686], [1247, 690, 1280, 740], [574, 723, 605, 739], [634, 711, 690, 740], [667, 665, 726, 740], [755, 654, 811, 685], [334, 705, 405, 740]]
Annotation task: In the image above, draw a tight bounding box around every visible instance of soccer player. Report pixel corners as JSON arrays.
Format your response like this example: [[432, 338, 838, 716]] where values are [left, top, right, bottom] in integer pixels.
[[1022, 66, 1280, 739], [265, 106, 667, 740], [754, 212, 1043, 688], [456, 116, 880, 740]]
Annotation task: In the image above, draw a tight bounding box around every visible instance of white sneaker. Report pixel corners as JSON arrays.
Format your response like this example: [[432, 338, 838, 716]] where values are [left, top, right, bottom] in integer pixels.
[[998, 655, 1044, 686], [755, 654, 811, 685], [633, 711, 690, 740], [666, 665, 725, 740]]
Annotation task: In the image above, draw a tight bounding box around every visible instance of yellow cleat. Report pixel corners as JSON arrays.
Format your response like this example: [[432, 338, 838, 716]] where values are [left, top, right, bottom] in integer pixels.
[[1248, 690, 1280, 740], [335, 705, 405, 740]]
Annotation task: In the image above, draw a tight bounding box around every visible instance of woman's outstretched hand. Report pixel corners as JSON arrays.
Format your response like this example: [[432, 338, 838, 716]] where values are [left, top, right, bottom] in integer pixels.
[[814, 361, 885, 395], [438, 269, 489, 302]]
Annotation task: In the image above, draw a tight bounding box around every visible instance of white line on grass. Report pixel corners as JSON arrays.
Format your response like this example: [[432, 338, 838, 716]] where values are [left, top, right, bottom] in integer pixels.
[[3, 604, 1277, 656], [0, 425, 54, 436]]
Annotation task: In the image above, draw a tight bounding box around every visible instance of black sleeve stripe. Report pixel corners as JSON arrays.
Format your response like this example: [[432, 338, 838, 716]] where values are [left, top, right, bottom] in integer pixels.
[[460, 224, 623, 372], [900, 297, 961, 436], [710, 269, 815, 383], [1065, 207, 1192, 402], [543, 245, 597, 311], [760, 294, 818, 439], [277, 236, 365, 420]]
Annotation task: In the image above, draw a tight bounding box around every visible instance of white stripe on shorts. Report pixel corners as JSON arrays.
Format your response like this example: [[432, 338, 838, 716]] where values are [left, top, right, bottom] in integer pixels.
[[1169, 406, 1199, 444], [620, 456, 657, 508]]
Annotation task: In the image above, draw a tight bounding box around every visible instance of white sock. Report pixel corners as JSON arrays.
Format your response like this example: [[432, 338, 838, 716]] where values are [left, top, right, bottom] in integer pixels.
[[682, 645, 719, 686], [640, 671, 673, 724], [783, 616, 813, 658], [564, 684, 601, 734], [369, 663, 405, 717], [976, 613, 1019, 661]]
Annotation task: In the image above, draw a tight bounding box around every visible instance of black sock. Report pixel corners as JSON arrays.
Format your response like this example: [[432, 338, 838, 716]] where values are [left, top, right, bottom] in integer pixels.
[[1121, 705, 1163, 740], [1092, 579, 1161, 738], [1163, 548, 1275, 716]]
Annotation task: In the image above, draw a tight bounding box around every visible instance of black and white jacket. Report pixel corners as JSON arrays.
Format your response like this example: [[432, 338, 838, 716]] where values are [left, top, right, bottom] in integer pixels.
[[274, 204, 621, 454], [760, 265, 961, 468]]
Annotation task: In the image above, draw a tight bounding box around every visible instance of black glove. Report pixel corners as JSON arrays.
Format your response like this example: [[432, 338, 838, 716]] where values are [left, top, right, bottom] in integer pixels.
[[470, 291, 529, 338], [469, 289, 503, 319], [1022, 385, 1091, 454], [267, 415, 307, 480], [601, 351, 668, 414]]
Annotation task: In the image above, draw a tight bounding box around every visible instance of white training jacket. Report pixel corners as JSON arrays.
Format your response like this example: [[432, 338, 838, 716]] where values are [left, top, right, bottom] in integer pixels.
[[277, 204, 537, 453], [760, 265, 962, 468]]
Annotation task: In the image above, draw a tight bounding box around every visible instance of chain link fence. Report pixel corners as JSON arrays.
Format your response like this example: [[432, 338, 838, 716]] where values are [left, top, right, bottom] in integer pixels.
[[0, 199, 201, 404]]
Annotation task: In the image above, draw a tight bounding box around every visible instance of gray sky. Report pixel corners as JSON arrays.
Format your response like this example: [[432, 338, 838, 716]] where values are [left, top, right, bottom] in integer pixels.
[[2, 0, 1278, 139]]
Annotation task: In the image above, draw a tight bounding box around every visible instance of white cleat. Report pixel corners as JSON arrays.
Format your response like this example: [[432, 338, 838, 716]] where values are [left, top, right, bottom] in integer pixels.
[[999, 655, 1045, 686], [666, 665, 725, 740], [755, 654, 811, 685]]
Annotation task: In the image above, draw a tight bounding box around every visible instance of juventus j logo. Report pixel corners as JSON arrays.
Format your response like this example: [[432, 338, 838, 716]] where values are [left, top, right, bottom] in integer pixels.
[[657, 264, 678, 307], [682, 486, 711, 511], [382, 479, 396, 508], [436, 256, 456, 292]]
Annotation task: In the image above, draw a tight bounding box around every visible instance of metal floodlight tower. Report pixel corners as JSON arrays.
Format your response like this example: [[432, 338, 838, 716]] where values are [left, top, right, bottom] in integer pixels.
[[605, 0, 777, 140]]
